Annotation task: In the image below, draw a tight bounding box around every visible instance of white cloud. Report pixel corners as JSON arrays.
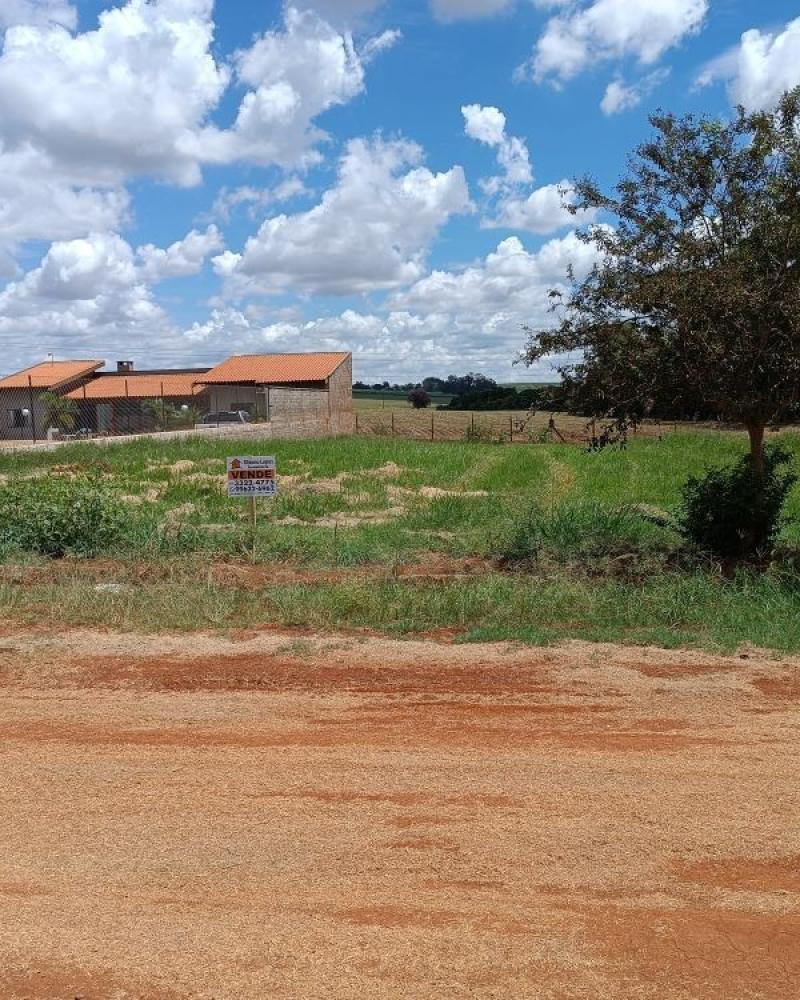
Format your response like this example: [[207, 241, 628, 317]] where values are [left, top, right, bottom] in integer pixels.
[[201, 6, 386, 173], [523, 0, 708, 85], [462, 103, 533, 192], [462, 104, 590, 234], [697, 17, 800, 111], [0, 143, 130, 270], [215, 136, 471, 297], [0, 2, 393, 189], [360, 27, 401, 63], [181, 232, 602, 380], [0, 0, 229, 187], [0, 0, 396, 286], [486, 180, 595, 234], [0, 226, 227, 370], [2, 233, 138, 305], [211, 178, 310, 222], [0, 232, 174, 369], [431, 0, 515, 22], [392, 231, 599, 316], [0, 0, 75, 29], [463, 103, 508, 147], [137, 225, 223, 283], [600, 68, 670, 114]]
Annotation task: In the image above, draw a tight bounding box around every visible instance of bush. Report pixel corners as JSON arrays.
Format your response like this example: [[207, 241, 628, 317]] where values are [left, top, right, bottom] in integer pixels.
[[0, 476, 125, 557], [407, 388, 431, 409], [678, 445, 797, 561]]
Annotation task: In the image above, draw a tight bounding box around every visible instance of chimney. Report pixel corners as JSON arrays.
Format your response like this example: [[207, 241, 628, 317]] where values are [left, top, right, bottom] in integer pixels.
[[117, 360, 134, 373]]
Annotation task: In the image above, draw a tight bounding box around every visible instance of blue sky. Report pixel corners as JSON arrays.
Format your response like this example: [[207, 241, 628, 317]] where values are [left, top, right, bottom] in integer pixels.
[[0, 0, 799, 382]]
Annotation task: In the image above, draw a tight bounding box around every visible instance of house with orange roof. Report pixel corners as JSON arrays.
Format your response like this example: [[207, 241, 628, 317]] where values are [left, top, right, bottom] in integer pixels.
[[197, 352, 353, 435], [0, 359, 104, 441], [1, 352, 354, 441], [63, 363, 212, 435]]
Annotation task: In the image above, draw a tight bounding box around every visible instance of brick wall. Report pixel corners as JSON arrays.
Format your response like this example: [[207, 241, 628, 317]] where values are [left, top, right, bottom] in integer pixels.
[[268, 387, 329, 424], [327, 356, 355, 434]]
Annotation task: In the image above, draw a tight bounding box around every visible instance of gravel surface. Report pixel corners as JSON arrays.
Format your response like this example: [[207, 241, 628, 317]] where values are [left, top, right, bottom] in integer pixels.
[[0, 631, 798, 999]]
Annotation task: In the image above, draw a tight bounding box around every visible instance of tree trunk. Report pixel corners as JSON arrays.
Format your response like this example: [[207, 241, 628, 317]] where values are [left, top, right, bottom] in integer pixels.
[[746, 423, 765, 479]]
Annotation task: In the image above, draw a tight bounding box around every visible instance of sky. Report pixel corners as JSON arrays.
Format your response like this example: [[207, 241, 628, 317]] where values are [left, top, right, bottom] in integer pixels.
[[0, 0, 799, 383]]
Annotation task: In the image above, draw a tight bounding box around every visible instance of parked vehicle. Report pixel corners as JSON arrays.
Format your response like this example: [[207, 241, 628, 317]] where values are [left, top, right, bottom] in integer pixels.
[[200, 411, 251, 425]]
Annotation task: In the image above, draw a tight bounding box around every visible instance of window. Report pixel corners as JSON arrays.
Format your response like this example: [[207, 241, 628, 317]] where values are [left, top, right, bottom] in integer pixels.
[[7, 409, 30, 429]]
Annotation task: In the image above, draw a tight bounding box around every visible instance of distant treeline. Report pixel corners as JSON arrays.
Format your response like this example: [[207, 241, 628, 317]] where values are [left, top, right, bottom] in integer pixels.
[[441, 384, 565, 411], [355, 373, 564, 411], [354, 373, 498, 396], [355, 372, 800, 421]]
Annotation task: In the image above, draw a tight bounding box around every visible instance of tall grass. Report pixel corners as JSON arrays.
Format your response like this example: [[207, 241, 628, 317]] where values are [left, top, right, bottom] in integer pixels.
[[3, 430, 800, 651], [3, 570, 800, 652]]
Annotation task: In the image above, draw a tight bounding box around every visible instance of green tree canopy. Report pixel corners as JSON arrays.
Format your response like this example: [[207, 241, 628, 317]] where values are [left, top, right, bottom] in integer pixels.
[[523, 88, 800, 474]]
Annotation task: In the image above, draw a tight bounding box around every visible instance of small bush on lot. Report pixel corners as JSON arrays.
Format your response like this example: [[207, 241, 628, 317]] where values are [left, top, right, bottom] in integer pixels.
[[0, 476, 124, 557], [678, 445, 797, 561], [496, 499, 673, 570]]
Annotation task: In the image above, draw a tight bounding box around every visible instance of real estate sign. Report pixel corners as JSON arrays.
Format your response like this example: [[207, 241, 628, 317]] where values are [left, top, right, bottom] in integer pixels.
[[226, 456, 278, 498]]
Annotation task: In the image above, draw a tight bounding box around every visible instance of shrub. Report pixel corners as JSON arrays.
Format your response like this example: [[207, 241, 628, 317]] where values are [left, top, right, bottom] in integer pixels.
[[407, 388, 431, 409], [0, 476, 125, 557], [464, 423, 504, 444], [678, 445, 797, 561]]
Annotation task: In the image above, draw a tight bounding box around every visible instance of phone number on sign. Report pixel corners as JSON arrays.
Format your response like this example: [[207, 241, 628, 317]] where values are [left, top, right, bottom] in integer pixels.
[[228, 480, 278, 496]]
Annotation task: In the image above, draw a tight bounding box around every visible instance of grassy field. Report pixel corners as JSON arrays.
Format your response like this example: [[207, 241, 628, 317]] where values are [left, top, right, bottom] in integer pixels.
[[3, 430, 800, 651], [353, 399, 716, 443]]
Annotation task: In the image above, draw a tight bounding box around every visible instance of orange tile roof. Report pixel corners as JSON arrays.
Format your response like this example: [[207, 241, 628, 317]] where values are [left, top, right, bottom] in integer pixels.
[[64, 372, 207, 400], [199, 352, 350, 385], [0, 360, 104, 391]]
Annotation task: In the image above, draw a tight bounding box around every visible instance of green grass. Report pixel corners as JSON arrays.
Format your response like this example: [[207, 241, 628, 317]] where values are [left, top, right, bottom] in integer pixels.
[[3, 569, 800, 653], [3, 430, 800, 651]]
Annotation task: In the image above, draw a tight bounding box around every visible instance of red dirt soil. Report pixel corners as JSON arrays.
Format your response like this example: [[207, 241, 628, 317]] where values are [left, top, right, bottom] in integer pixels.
[[0, 631, 798, 999]]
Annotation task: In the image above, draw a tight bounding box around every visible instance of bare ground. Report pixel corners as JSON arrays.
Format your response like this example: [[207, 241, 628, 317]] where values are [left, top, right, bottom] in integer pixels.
[[0, 630, 798, 999]]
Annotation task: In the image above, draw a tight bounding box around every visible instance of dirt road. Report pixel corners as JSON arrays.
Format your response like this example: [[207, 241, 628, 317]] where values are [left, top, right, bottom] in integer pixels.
[[0, 630, 798, 999]]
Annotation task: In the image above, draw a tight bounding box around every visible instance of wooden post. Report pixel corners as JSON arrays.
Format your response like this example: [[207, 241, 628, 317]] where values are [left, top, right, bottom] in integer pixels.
[[391, 412, 395, 437], [509, 415, 513, 443], [27, 375, 37, 444], [431, 411, 434, 441]]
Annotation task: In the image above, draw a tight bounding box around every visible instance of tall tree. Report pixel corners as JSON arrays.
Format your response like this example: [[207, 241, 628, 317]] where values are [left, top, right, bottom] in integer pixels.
[[523, 89, 800, 476]]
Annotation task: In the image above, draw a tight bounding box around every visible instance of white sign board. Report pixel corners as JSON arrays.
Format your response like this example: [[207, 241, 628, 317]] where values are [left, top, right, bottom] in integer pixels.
[[227, 456, 278, 498]]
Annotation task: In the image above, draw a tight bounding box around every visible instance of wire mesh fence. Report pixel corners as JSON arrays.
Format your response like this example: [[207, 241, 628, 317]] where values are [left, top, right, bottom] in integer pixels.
[[0, 377, 220, 446], [1, 375, 691, 450]]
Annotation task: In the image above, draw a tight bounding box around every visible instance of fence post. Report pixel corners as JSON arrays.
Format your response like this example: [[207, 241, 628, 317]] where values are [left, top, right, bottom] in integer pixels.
[[510, 415, 513, 443], [27, 375, 37, 444], [391, 412, 395, 437], [471, 413, 475, 436], [431, 411, 435, 441], [355, 411, 359, 433]]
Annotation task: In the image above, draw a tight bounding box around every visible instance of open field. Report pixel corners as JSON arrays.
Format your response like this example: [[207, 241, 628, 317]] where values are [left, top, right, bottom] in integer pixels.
[[3, 432, 800, 998], [353, 400, 725, 443], [0, 628, 798, 999], [4, 432, 800, 650]]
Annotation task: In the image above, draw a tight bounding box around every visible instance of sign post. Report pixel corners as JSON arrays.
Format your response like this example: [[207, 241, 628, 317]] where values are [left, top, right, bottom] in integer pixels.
[[227, 456, 278, 555]]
